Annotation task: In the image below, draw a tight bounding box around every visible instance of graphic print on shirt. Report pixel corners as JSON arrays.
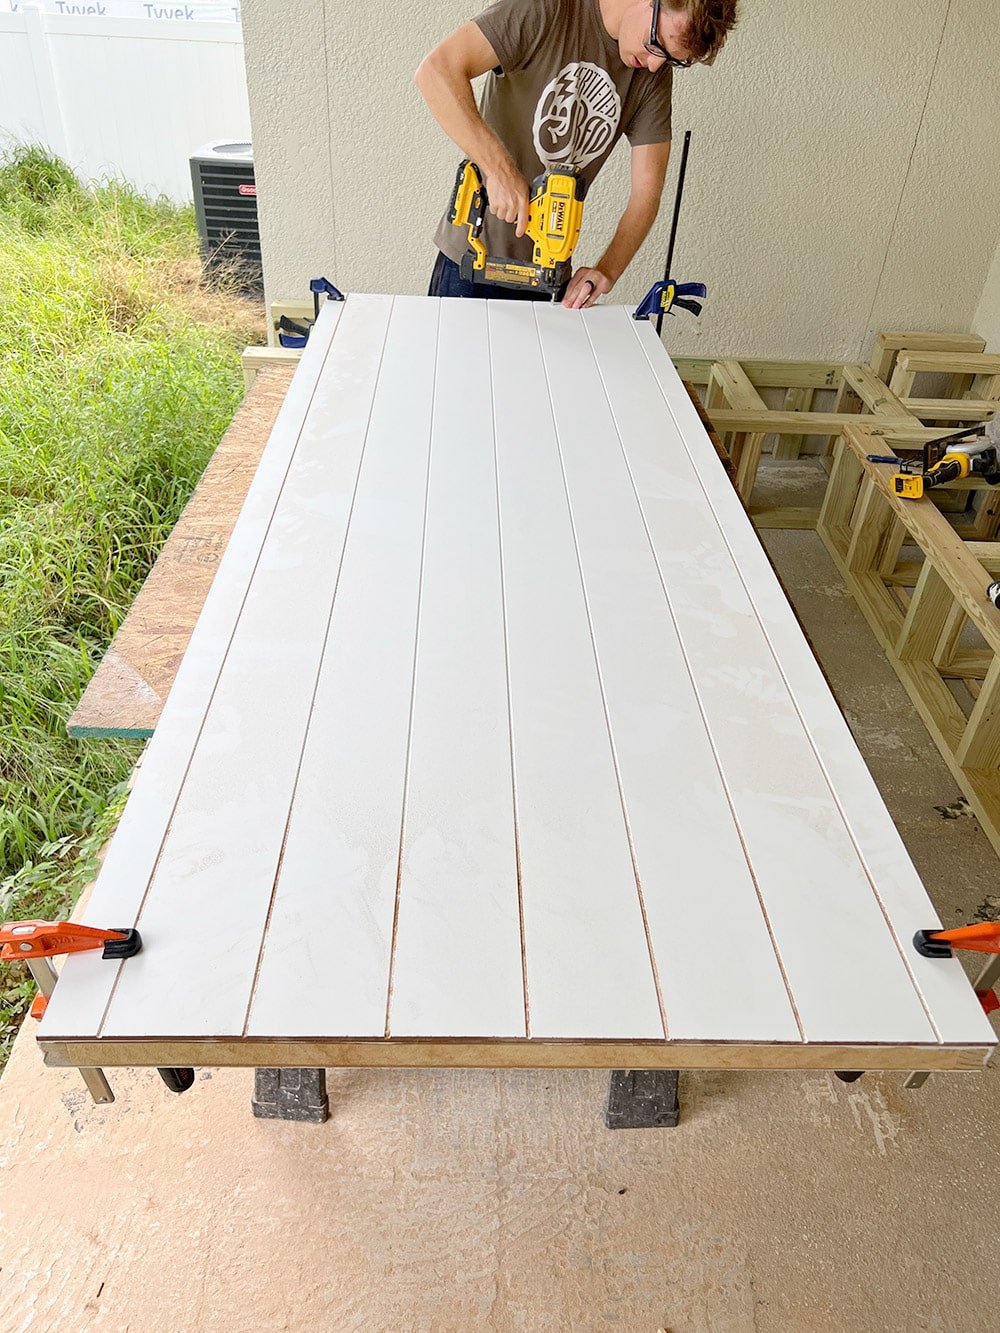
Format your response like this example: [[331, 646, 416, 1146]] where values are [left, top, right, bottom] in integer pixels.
[[532, 62, 623, 168]]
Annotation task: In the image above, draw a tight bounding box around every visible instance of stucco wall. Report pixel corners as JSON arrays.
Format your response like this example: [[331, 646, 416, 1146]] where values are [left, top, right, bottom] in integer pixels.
[[242, 0, 1000, 360]]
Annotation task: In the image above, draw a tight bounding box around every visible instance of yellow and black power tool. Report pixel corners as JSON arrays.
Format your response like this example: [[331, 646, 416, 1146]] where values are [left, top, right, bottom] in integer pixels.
[[891, 425, 1000, 500], [448, 159, 586, 296]]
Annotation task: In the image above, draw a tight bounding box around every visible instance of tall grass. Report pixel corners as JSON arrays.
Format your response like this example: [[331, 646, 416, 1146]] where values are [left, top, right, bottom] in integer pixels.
[[0, 147, 264, 1063]]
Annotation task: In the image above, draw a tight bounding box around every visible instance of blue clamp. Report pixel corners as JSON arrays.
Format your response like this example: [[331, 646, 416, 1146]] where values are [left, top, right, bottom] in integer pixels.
[[277, 276, 346, 348], [633, 279, 707, 322], [277, 319, 310, 349], [310, 277, 346, 305]]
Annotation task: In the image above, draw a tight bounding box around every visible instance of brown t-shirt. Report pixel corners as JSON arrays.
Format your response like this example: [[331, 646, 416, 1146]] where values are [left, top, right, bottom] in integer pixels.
[[433, 0, 673, 266]]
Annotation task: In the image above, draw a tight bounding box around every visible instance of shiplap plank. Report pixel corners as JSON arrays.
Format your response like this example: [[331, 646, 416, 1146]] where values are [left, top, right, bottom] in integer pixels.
[[583, 308, 936, 1044], [97, 296, 395, 1039], [247, 297, 438, 1038], [533, 304, 800, 1041], [387, 300, 524, 1038], [490, 303, 663, 1041], [629, 311, 995, 1047], [43, 296, 993, 1055], [40, 300, 347, 1042]]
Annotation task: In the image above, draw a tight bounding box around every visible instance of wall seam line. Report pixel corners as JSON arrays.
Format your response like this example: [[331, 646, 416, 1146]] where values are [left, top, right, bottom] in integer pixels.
[[857, 1, 953, 358]]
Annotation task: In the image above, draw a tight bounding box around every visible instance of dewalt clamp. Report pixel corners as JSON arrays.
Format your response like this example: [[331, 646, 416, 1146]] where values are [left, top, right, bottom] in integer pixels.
[[449, 159, 586, 296]]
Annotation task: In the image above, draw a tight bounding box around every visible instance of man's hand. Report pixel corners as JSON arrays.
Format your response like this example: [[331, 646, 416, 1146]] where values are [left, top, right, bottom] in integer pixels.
[[484, 163, 531, 238], [562, 267, 614, 309], [567, 143, 671, 308]]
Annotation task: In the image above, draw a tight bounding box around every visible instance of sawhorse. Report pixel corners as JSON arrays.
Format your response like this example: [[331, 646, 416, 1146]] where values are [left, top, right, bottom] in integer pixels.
[[251, 1067, 682, 1129]]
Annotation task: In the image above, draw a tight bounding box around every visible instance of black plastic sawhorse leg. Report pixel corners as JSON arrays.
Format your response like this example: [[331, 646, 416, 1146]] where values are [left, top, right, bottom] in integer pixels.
[[252, 1068, 329, 1123], [251, 1067, 677, 1128], [604, 1069, 680, 1128]]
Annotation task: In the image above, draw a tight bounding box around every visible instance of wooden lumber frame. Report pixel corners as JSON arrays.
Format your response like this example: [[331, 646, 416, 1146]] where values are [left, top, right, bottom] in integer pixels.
[[818, 423, 1000, 859], [702, 374, 953, 531], [242, 344, 300, 390], [676, 333, 999, 533], [675, 358, 843, 528], [889, 351, 1000, 400], [671, 357, 842, 390], [39, 1037, 991, 1074], [707, 410, 943, 444], [869, 331, 986, 384]]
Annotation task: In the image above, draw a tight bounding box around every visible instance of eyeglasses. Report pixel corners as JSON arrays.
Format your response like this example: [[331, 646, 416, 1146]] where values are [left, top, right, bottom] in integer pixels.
[[644, 0, 695, 68]]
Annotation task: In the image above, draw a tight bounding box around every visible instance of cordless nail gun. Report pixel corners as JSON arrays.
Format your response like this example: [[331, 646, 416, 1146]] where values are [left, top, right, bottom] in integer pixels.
[[892, 421, 1000, 500], [448, 159, 586, 296]]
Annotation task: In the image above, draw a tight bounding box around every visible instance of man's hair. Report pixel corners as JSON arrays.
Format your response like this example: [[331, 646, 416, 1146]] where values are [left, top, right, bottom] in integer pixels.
[[670, 0, 739, 65]]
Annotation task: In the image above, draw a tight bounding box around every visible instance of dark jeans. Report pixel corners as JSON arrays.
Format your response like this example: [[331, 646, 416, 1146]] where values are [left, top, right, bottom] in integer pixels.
[[428, 250, 565, 302]]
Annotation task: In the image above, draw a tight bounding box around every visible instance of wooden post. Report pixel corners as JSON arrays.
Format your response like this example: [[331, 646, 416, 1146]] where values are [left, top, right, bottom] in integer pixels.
[[972, 373, 1000, 402], [895, 564, 954, 662], [964, 488, 1000, 543], [876, 516, 908, 577], [933, 602, 967, 674], [773, 387, 813, 461], [818, 438, 864, 548], [712, 361, 769, 502], [821, 374, 863, 457], [956, 660, 1000, 771], [846, 480, 893, 574]]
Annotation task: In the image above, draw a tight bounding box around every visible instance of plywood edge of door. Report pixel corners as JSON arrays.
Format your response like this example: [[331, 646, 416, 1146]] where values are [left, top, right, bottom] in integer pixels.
[[39, 1037, 992, 1073]]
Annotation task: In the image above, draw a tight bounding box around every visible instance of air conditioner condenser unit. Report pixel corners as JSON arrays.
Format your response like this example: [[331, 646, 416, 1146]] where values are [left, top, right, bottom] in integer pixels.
[[190, 139, 262, 298]]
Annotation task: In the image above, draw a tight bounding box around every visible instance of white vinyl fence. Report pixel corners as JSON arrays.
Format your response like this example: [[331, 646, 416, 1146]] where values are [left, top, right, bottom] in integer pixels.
[[0, 4, 250, 200]]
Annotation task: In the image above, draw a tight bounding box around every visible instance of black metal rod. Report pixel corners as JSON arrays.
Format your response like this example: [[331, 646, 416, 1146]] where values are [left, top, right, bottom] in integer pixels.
[[656, 129, 693, 338]]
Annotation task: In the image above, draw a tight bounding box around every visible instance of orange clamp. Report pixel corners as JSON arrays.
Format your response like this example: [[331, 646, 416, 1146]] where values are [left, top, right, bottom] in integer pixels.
[[914, 923, 1000, 958], [0, 920, 141, 961]]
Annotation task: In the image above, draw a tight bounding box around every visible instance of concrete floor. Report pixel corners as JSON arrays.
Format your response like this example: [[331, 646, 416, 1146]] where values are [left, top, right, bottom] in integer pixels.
[[2, 460, 1000, 1332]]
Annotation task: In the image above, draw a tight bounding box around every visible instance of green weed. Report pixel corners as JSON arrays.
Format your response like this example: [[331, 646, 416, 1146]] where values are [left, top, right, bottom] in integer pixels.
[[0, 146, 264, 1065]]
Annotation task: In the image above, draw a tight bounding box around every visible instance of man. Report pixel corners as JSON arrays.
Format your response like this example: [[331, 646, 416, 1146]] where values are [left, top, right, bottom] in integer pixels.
[[415, 0, 738, 307]]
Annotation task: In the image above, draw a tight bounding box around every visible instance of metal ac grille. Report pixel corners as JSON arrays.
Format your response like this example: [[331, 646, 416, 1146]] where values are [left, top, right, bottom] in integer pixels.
[[191, 155, 262, 295]]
